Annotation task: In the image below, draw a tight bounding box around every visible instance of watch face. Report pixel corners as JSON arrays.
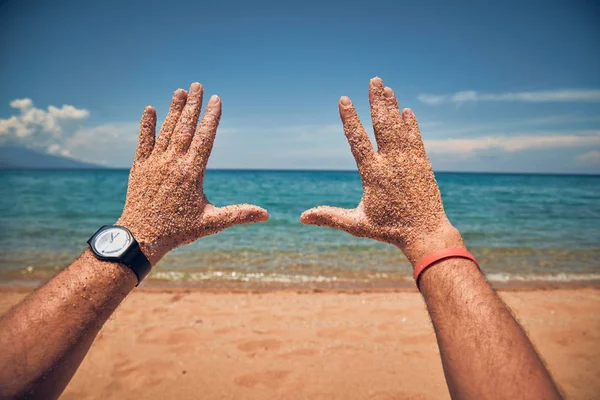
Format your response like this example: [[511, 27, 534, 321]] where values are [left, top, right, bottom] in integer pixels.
[[92, 227, 132, 257]]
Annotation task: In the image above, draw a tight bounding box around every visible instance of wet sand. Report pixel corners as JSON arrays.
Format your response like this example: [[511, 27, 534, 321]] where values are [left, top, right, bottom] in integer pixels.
[[0, 287, 598, 399]]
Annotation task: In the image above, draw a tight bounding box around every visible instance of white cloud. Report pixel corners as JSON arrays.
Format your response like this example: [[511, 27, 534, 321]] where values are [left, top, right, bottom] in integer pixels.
[[47, 144, 61, 154], [418, 89, 600, 105], [0, 97, 138, 165], [420, 115, 600, 136], [9, 98, 33, 109], [65, 122, 140, 167], [48, 105, 89, 119], [0, 116, 20, 136], [424, 131, 600, 155], [416, 94, 446, 105], [576, 150, 600, 166], [451, 90, 478, 103], [47, 143, 72, 158], [0, 98, 90, 152]]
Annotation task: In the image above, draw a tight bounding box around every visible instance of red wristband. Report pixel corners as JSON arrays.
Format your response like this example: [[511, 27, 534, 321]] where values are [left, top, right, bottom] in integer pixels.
[[413, 248, 480, 286]]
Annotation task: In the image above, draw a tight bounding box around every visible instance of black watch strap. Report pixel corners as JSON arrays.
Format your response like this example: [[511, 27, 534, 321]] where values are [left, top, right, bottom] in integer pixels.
[[87, 225, 152, 286], [121, 238, 152, 285]]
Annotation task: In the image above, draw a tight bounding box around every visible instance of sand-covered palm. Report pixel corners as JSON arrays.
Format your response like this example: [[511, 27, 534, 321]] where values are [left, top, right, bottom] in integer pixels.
[[301, 77, 461, 264], [118, 83, 268, 265]]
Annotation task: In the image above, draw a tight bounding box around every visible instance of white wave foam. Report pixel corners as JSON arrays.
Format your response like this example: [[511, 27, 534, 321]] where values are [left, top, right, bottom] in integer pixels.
[[486, 273, 600, 282], [150, 271, 344, 283], [149, 270, 600, 284]]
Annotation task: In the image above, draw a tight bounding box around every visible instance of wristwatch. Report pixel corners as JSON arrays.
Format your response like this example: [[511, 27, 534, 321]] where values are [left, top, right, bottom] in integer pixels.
[[87, 225, 151, 285]]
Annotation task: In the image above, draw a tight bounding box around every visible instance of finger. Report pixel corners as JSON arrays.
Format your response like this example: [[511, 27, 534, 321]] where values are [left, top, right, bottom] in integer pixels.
[[300, 206, 366, 237], [402, 108, 426, 153], [188, 95, 222, 171], [338, 96, 376, 171], [369, 77, 395, 152], [154, 89, 187, 153], [134, 106, 156, 162], [383, 86, 414, 149], [170, 82, 204, 154], [204, 204, 269, 232], [383, 87, 403, 123]]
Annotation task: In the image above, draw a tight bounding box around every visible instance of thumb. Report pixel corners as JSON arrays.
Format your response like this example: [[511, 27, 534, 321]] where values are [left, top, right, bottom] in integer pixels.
[[300, 206, 363, 235], [208, 204, 269, 230]]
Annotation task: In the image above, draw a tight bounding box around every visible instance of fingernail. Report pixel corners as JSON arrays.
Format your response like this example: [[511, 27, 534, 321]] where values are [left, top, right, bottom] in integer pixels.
[[371, 77, 383, 87], [208, 95, 219, 106], [403, 108, 413, 118], [340, 96, 351, 106], [174, 89, 187, 99], [384, 87, 394, 98], [190, 82, 201, 94]]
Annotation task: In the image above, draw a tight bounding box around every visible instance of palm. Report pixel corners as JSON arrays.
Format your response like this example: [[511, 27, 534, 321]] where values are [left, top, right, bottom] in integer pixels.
[[118, 82, 268, 265], [301, 77, 446, 253]]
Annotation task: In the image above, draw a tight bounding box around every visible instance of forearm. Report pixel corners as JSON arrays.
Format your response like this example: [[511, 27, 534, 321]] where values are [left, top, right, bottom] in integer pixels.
[[419, 251, 562, 399], [0, 250, 137, 400]]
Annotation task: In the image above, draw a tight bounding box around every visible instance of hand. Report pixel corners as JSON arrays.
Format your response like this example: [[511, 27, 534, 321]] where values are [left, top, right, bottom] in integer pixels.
[[300, 77, 463, 264], [117, 82, 269, 265]]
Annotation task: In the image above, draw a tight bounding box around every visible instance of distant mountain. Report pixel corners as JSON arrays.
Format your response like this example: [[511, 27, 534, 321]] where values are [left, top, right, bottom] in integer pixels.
[[0, 146, 104, 169]]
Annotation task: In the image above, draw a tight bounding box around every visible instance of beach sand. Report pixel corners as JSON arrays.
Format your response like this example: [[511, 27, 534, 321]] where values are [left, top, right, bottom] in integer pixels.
[[0, 287, 598, 399]]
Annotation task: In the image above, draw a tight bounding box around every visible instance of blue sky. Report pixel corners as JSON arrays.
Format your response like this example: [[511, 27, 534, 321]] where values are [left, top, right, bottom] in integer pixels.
[[1, 0, 599, 173]]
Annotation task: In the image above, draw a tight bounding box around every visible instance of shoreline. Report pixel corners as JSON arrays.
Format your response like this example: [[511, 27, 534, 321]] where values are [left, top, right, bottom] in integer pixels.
[[2, 281, 600, 294]]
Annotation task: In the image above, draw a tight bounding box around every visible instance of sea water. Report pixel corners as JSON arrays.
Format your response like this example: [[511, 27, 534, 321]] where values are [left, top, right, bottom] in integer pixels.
[[1, 170, 599, 287]]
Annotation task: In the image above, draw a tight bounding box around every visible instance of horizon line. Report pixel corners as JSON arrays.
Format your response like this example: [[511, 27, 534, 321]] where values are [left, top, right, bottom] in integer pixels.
[[1, 167, 599, 177]]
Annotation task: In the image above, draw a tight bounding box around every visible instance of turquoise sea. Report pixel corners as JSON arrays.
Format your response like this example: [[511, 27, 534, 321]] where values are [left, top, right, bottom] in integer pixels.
[[0, 170, 599, 288]]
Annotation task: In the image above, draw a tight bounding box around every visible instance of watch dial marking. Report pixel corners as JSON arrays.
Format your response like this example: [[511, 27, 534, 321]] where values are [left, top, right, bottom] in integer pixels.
[[94, 228, 131, 256]]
